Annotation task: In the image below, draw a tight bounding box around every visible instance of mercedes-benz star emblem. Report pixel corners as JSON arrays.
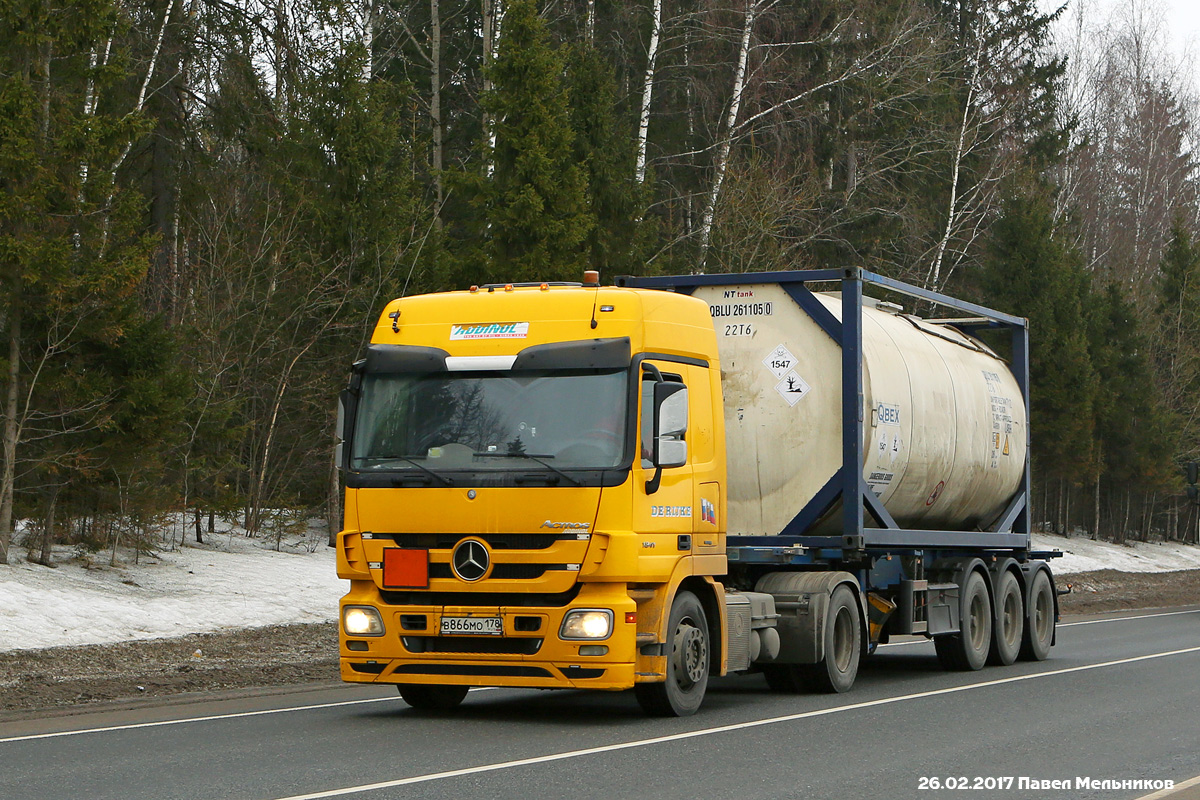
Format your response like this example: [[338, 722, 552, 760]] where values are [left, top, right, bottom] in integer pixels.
[[451, 540, 489, 582]]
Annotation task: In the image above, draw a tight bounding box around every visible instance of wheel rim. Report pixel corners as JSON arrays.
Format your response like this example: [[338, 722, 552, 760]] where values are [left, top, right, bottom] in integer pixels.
[[831, 606, 854, 672], [673, 618, 707, 688], [968, 590, 988, 651], [1034, 585, 1052, 642], [1002, 587, 1021, 647]]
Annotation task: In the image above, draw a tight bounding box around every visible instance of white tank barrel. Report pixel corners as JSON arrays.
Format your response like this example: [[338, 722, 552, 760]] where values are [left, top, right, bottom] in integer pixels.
[[692, 283, 1027, 536]]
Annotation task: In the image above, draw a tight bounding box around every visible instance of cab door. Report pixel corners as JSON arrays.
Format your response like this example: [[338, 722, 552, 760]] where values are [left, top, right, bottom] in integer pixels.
[[633, 360, 696, 580]]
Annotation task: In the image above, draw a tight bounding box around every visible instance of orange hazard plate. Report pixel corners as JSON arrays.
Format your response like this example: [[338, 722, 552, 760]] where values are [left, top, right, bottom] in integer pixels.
[[382, 548, 428, 589]]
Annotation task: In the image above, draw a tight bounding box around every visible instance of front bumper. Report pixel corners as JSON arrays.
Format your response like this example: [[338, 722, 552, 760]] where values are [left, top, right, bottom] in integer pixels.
[[339, 582, 638, 691]]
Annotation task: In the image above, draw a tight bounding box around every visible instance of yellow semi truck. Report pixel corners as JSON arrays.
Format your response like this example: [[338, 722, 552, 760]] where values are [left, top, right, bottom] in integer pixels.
[[335, 268, 1058, 716]]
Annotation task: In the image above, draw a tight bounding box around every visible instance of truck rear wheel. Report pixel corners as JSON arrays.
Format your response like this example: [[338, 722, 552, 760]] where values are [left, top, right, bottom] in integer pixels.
[[934, 570, 992, 671], [397, 684, 469, 710], [800, 585, 861, 693], [987, 569, 1024, 666], [760, 584, 861, 694], [635, 590, 709, 717], [1018, 570, 1055, 661]]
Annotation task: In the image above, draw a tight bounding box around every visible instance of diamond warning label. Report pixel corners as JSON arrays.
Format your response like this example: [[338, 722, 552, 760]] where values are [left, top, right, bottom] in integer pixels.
[[763, 344, 797, 380], [774, 370, 811, 406]]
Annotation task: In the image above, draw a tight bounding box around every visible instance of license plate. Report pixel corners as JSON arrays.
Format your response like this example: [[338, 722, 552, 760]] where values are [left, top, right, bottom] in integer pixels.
[[440, 616, 503, 635]]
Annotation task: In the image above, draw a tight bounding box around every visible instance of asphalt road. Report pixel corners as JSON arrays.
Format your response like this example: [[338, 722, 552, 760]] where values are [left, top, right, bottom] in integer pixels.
[[3, 607, 1199, 800]]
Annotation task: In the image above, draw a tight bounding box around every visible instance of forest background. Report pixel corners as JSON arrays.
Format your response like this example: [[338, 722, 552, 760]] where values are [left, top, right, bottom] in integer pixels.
[[3, 0, 1200, 567]]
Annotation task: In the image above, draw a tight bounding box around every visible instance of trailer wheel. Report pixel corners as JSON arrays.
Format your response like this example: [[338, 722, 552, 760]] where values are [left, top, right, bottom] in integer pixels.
[[635, 590, 709, 716], [397, 684, 469, 710], [987, 570, 1024, 666], [934, 570, 992, 671], [1018, 570, 1055, 661]]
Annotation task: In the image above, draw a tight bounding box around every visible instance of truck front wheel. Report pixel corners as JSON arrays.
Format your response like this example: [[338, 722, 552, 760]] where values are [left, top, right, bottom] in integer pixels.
[[397, 684, 469, 710], [635, 590, 709, 717]]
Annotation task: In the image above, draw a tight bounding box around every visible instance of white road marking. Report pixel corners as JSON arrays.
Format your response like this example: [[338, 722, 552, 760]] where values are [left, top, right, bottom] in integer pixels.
[[1135, 773, 1200, 799], [1060, 608, 1200, 627], [876, 606, 1200, 648], [0, 690, 495, 745], [3, 608, 1194, 744], [264, 644, 1200, 800]]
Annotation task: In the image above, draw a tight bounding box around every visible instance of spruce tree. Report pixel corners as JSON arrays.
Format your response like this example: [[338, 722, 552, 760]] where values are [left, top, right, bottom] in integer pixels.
[[565, 43, 645, 276], [982, 182, 1097, 485], [478, 0, 593, 284]]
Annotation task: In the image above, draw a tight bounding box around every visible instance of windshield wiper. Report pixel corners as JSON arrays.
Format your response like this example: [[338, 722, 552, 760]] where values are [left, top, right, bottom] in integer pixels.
[[358, 455, 454, 486], [474, 452, 582, 486]]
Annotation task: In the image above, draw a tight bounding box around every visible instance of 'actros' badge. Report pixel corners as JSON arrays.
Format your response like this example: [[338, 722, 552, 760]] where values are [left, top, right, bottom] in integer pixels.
[[451, 539, 490, 582]]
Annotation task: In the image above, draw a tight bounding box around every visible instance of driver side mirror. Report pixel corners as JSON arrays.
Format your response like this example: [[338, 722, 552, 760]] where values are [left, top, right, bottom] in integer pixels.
[[335, 391, 350, 471], [653, 382, 688, 469]]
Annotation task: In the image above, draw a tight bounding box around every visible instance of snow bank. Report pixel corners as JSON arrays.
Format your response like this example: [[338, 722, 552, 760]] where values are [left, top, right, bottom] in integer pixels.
[[0, 532, 342, 653], [1, 523, 1198, 653], [1032, 532, 1200, 575]]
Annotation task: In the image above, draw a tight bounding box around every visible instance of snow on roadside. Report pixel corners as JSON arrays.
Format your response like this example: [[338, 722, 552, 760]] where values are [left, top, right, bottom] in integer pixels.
[[2, 525, 1199, 654], [1032, 532, 1200, 574], [0, 533, 343, 653]]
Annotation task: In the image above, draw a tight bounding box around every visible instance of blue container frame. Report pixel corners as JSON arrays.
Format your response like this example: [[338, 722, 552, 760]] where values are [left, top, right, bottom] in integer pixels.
[[616, 267, 1032, 558]]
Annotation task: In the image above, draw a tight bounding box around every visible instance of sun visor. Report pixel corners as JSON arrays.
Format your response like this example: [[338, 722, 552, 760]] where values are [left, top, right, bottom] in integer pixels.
[[512, 337, 631, 370], [363, 344, 449, 373]]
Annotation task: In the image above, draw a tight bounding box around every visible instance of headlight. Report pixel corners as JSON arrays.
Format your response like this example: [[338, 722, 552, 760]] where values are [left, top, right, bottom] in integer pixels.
[[343, 606, 385, 636], [559, 609, 613, 640]]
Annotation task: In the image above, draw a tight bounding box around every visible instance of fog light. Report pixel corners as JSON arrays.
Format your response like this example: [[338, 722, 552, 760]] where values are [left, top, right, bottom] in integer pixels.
[[560, 609, 613, 640], [579, 645, 608, 656], [343, 606, 384, 636]]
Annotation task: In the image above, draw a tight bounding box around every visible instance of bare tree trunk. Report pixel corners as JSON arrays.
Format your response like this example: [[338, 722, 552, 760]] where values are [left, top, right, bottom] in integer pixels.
[[585, 0, 595, 44], [634, 0, 664, 185], [194, 507, 204, 544], [1093, 472, 1100, 540], [481, 0, 498, 173], [697, 0, 758, 270], [1057, 478, 1065, 534], [363, 0, 375, 82], [927, 31, 982, 293], [37, 484, 59, 567], [1064, 482, 1071, 536], [1120, 490, 1131, 544], [0, 303, 22, 565], [431, 0, 444, 229]]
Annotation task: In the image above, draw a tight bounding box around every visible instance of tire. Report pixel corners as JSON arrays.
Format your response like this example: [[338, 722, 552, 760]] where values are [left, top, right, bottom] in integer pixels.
[[397, 684, 470, 710], [987, 569, 1024, 666], [799, 585, 862, 693], [1018, 570, 1055, 661], [934, 570, 992, 671], [635, 590, 710, 716]]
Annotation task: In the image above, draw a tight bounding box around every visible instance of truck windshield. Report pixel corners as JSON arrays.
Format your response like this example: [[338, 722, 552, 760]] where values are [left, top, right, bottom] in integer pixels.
[[350, 368, 629, 472]]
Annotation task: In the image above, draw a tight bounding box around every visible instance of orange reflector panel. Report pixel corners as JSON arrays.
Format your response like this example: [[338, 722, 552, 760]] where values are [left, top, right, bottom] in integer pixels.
[[625, 612, 637, 624], [383, 548, 428, 589]]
